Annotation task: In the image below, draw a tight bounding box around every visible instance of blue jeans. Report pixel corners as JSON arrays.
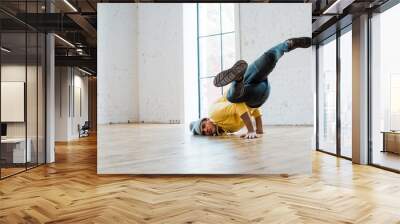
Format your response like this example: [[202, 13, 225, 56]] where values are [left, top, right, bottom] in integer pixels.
[[226, 41, 289, 108]]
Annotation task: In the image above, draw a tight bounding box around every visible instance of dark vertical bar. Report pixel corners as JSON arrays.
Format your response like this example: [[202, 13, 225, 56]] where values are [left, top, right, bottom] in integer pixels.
[[68, 86, 70, 117], [0, 25, 2, 179], [219, 3, 223, 96], [316, 0, 321, 12], [316, 44, 320, 150], [68, 68, 71, 118], [196, 4, 201, 118], [25, 0, 28, 171], [382, 132, 386, 152], [72, 68, 75, 118], [367, 11, 373, 165], [60, 68, 61, 117], [36, 0, 39, 167], [336, 30, 341, 157], [44, 0, 47, 164]]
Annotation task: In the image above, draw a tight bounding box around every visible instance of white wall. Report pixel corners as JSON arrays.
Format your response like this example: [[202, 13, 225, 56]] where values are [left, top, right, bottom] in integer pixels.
[[98, 3, 184, 124], [55, 67, 69, 141], [137, 4, 184, 123], [238, 3, 313, 125], [97, 3, 139, 124], [55, 67, 89, 141], [71, 74, 89, 137]]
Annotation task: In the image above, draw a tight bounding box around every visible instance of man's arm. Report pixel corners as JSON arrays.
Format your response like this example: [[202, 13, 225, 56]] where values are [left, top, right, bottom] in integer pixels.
[[240, 112, 258, 139], [255, 116, 263, 134]]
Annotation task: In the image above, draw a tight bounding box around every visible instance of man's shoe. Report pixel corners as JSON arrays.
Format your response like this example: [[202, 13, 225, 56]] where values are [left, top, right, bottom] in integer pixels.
[[213, 60, 248, 87], [287, 37, 312, 51]]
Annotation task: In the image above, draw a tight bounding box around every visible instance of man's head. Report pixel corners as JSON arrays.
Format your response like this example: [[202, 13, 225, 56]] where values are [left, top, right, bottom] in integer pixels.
[[190, 118, 217, 136]]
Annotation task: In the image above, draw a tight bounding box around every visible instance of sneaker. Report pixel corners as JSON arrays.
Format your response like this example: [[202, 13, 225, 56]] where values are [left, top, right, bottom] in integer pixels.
[[287, 37, 312, 51], [213, 60, 248, 87]]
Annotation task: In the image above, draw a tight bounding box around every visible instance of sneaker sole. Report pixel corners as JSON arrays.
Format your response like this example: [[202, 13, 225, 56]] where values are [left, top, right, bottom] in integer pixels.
[[213, 60, 248, 87]]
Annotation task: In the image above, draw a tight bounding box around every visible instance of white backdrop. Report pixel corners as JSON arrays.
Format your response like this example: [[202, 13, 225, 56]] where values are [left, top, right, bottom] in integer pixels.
[[97, 4, 139, 124], [97, 3, 184, 125], [238, 4, 313, 125]]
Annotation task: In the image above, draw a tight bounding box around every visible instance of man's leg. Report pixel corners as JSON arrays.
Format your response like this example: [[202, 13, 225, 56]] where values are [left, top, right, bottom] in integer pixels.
[[221, 37, 311, 102], [226, 41, 287, 102], [243, 41, 288, 84], [243, 80, 271, 108], [244, 37, 312, 83], [226, 80, 245, 103]]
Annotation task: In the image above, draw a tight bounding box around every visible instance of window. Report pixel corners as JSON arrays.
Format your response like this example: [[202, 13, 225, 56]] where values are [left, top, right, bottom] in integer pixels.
[[316, 25, 353, 159], [390, 74, 400, 130], [197, 3, 236, 117], [370, 3, 400, 171], [340, 28, 352, 158], [317, 36, 337, 155]]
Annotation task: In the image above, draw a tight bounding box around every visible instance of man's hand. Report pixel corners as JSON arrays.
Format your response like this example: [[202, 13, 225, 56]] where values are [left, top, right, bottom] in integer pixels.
[[240, 131, 259, 139]]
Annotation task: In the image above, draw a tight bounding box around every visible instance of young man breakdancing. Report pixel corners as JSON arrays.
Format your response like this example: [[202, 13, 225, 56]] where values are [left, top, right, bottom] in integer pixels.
[[190, 37, 311, 139]]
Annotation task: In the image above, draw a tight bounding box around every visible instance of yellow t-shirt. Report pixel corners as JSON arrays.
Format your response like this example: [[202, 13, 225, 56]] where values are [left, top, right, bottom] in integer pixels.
[[209, 96, 262, 133]]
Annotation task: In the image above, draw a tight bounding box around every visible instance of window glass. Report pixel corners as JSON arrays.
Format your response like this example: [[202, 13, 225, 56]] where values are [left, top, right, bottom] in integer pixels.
[[340, 29, 352, 158], [199, 4, 220, 36], [199, 36, 221, 77], [318, 37, 337, 154], [27, 31, 38, 169], [0, 2, 46, 179], [221, 4, 235, 33], [1, 31, 28, 177], [198, 3, 236, 117], [200, 78, 222, 117], [371, 4, 400, 171], [222, 33, 236, 70]]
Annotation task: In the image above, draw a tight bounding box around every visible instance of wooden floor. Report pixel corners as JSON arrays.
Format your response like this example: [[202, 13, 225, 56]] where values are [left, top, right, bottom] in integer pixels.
[[1, 136, 400, 223], [98, 124, 312, 174], [1, 163, 45, 178], [0, 167, 26, 178]]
